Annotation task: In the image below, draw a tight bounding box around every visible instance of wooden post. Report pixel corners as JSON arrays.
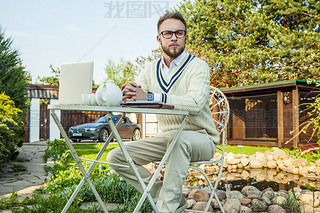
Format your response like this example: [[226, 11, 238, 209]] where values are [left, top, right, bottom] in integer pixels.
[[277, 91, 284, 148], [136, 113, 143, 139], [292, 87, 299, 148]]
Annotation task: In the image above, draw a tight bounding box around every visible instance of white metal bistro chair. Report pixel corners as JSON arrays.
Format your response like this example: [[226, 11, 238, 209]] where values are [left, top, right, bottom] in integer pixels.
[[185, 86, 230, 212], [155, 86, 230, 212]]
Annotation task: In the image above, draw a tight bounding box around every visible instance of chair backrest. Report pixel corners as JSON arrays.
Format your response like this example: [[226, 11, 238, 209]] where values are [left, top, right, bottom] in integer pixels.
[[209, 86, 230, 135]]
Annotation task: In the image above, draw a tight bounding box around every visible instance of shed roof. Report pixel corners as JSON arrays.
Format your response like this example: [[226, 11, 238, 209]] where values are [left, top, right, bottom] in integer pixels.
[[220, 79, 319, 97], [26, 84, 59, 99]]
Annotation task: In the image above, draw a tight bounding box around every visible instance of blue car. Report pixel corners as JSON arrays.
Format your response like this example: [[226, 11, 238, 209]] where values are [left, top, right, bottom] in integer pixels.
[[68, 115, 141, 142]]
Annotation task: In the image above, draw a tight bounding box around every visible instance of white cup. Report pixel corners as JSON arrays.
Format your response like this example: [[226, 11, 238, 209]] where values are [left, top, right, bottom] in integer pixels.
[[89, 94, 97, 105], [82, 94, 90, 105]]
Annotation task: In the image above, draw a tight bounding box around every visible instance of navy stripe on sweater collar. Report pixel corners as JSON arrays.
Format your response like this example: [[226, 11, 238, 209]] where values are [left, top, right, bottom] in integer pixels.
[[156, 53, 195, 93]]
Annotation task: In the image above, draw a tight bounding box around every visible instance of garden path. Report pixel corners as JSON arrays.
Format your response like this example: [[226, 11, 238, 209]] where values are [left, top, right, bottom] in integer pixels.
[[0, 141, 48, 198]]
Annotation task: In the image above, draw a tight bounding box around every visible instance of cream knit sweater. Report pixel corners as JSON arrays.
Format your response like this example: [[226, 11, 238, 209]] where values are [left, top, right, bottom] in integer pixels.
[[137, 52, 219, 144]]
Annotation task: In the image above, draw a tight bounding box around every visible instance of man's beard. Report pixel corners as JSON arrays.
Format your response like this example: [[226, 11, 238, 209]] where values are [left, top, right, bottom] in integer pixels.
[[161, 42, 185, 58]]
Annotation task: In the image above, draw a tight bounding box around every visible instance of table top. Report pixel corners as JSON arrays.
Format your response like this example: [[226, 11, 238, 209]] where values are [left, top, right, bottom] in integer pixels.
[[48, 104, 189, 115]]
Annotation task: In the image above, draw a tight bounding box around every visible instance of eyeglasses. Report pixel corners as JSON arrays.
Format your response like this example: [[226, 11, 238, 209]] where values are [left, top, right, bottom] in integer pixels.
[[159, 30, 186, 39]]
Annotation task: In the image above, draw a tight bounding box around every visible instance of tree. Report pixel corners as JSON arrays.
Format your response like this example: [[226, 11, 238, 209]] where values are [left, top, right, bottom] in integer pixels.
[[104, 58, 140, 88], [135, 48, 162, 69], [0, 27, 28, 113], [177, 0, 320, 87], [36, 64, 60, 86]]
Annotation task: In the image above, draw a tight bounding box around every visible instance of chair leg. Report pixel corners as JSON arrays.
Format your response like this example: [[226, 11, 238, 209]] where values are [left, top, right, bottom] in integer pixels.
[[189, 166, 225, 213]]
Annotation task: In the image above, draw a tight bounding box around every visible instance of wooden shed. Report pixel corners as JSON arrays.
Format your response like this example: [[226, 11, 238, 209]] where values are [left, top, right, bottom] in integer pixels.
[[221, 80, 319, 148]]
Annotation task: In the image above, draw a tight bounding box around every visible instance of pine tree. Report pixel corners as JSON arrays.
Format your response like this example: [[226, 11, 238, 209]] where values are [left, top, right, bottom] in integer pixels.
[[0, 27, 28, 114]]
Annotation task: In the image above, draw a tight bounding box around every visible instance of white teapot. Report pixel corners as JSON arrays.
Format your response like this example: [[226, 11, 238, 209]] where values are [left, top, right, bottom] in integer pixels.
[[95, 80, 122, 106]]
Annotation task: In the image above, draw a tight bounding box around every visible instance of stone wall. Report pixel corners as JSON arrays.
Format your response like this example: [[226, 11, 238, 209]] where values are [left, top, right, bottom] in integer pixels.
[[185, 149, 320, 190], [183, 185, 320, 213]]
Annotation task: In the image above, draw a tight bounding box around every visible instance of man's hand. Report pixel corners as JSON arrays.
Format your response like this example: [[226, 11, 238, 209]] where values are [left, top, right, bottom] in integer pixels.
[[121, 81, 147, 103]]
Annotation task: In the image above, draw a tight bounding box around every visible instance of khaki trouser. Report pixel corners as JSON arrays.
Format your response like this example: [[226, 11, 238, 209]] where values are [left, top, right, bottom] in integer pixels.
[[106, 130, 216, 213]]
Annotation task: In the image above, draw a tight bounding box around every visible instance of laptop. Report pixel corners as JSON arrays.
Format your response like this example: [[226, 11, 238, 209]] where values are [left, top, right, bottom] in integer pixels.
[[59, 60, 93, 105]]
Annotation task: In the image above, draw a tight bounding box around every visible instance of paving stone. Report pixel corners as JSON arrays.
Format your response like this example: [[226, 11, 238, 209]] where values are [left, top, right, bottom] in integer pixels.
[[0, 141, 48, 197]]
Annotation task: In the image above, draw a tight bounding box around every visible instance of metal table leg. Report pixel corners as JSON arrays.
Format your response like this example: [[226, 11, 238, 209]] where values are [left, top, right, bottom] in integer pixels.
[[50, 110, 124, 213], [133, 115, 188, 213], [106, 113, 159, 211]]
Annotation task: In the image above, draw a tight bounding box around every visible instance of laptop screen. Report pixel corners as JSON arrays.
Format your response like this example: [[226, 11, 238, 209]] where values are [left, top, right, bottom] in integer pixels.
[[58, 61, 93, 105]]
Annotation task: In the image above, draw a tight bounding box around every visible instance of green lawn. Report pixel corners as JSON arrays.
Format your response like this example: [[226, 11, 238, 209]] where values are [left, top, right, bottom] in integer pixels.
[[73, 143, 119, 161], [221, 145, 295, 156], [72, 143, 296, 160]]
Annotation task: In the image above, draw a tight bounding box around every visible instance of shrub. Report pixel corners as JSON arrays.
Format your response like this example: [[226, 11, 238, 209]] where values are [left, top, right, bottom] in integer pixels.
[[0, 92, 24, 163]]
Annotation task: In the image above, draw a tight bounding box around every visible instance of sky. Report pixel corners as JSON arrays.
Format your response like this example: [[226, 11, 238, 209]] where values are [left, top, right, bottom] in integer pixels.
[[0, 0, 184, 85]]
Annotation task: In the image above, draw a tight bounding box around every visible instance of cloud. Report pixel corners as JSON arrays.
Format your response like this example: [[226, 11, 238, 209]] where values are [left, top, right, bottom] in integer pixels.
[[5, 30, 32, 38], [64, 24, 80, 32]]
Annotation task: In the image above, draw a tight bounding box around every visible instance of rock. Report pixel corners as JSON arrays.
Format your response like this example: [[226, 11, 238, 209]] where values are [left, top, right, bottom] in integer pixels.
[[186, 199, 196, 209], [237, 163, 244, 169], [292, 167, 299, 174], [272, 195, 286, 205], [182, 187, 191, 198], [273, 154, 280, 161], [286, 165, 295, 173], [227, 158, 240, 165], [292, 159, 307, 167], [300, 204, 314, 213], [284, 158, 292, 167], [299, 193, 320, 207], [205, 167, 216, 175], [251, 199, 267, 212], [229, 190, 245, 199], [262, 196, 272, 205], [268, 204, 286, 213], [263, 189, 275, 200], [299, 166, 310, 176], [256, 152, 265, 159], [308, 165, 317, 173], [241, 186, 262, 196], [211, 198, 224, 209], [315, 159, 320, 166], [247, 194, 262, 200], [239, 205, 251, 213], [280, 154, 289, 160], [216, 190, 226, 201], [223, 198, 241, 213], [191, 201, 213, 212], [240, 157, 249, 167], [239, 198, 251, 205], [250, 158, 263, 169], [241, 170, 250, 179], [267, 160, 277, 169], [276, 160, 284, 170], [260, 157, 268, 167], [188, 189, 209, 202], [262, 187, 273, 193], [273, 149, 286, 155], [267, 154, 274, 161]]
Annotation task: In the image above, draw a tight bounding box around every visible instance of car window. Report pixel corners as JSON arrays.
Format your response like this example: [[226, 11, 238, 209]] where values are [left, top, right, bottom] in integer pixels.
[[95, 116, 107, 123], [112, 116, 119, 123], [95, 116, 120, 124]]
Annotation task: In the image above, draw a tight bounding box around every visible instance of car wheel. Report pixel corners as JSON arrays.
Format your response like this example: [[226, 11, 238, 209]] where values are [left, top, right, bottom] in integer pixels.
[[132, 128, 141, 141], [98, 128, 109, 142], [72, 139, 77, 142]]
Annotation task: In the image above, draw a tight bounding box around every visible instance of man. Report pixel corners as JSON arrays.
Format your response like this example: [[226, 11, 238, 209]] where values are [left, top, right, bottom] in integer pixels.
[[107, 11, 219, 213]]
